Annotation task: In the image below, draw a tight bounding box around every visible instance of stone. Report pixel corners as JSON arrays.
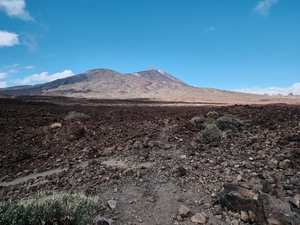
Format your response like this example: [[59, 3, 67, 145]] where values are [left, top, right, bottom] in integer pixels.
[[107, 200, 117, 210], [94, 216, 114, 225], [289, 197, 299, 208], [219, 183, 257, 211], [240, 211, 250, 223], [190, 213, 206, 224], [215, 215, 222, 220], [268, 158, 278, 168], [178, 166, 187, 176], [179, 205, 190, 218], [211, 192, 218, 198], [279, 159, 291, 169], [213, 204, 222, 215], [219, 183, 300, 224], [177, 215, 183, 221], [260, 193, 299, 225], [267, 217, 281, 225], [200, 211, 209, 219], [248, 211, 256, 223], [231, 219, 239, 225]]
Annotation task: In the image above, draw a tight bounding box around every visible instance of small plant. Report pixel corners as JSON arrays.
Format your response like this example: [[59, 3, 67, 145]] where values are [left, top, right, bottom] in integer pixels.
[[206, 111, 219, 118], [194, 123, 222, 144], [0, 191, 104, 225], [190, 114, 245, 144], [215, 115, 243, 131], [190, 116, 206, 129], [64, 111, 90, 122]]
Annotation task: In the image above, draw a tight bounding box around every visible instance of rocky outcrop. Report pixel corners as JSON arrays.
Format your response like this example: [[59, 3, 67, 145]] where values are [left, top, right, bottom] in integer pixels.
[[220, 184, 300, 224]]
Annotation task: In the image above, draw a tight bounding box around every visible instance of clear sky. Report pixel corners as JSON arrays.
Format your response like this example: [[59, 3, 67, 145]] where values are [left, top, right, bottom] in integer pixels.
[[0, 0, 299, 95]]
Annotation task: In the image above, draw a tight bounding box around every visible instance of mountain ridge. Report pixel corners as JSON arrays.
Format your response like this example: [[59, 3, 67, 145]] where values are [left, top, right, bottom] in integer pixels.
[[1, 68, 298, 104]]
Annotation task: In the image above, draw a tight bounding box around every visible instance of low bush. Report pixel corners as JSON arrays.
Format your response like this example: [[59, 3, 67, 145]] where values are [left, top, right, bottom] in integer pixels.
[[0, 191, 103, 225], [215, 115, 243, 131], [206, 111, 219, 118], [191, 113, 245, 144], [190, 116, 206, 129], [194, 123, 222, 144], [64, 111, 90, 122]]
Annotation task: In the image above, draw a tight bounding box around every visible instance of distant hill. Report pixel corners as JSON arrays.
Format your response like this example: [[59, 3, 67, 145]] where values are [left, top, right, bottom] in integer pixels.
[[0, 68, 297, 104]]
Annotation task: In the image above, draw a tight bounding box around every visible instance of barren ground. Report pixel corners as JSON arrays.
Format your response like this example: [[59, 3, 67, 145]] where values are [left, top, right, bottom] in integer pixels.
[[0, 96, 299, 225]]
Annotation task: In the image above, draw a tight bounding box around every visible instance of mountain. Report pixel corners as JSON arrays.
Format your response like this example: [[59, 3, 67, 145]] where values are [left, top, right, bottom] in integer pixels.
[[0, 68, 296, 104], [129, 68, 187, 85]]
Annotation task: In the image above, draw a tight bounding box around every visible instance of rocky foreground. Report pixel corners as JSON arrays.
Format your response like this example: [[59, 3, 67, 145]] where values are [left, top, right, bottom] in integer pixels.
[[0, 97, 300, 224]]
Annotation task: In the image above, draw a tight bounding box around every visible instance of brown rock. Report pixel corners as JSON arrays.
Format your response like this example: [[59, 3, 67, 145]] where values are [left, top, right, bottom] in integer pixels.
[[219, 183, 300, 224], [268, 158, 278, 168], [179, 205, 190, 218], [231, 219, 239, 225], [191, 213, 206, 224], [279, 159, 291, 169], [248, 210, 256, 223], [240, 211, 250, 223]]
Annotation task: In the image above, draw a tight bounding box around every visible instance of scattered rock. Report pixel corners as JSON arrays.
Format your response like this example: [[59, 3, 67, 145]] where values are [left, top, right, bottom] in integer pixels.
[[1, 101, 300, 225], [178, 166, 187, 176], [107, 200, 117, 210], [179, 205, 190, 218], [94, 216, 114, 225], [219, 183, 300, 224], [191, 213, 206, 224], [240, 211, 249, 223], [230, 219, 239, 225]]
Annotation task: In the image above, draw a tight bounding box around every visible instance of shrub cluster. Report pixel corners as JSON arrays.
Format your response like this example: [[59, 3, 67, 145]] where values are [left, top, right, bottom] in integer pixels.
[[216, 115, 243, 131], [190, 112, 244, 144], [0, 191, 103, 225], [194, 123, 223, 144]]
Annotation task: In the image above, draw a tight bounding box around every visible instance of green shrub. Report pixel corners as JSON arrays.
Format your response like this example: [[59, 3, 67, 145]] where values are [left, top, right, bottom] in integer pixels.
[[190, 116, 206, 129], [206, 111, 219, 118], [215, 115, 243, 131], [195, 123, 222, 144], [0, 191, 104, 225]]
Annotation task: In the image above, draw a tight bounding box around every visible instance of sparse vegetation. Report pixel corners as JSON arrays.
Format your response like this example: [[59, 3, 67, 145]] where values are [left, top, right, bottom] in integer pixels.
[[195, 123, 222, 144], [191, 113, 244, 144], [215, 115, 243, 131], [206, 111, 219, 118], [0, 191, 104, 225], [64, 111, 91, 122], [190, 116, 206, 129]]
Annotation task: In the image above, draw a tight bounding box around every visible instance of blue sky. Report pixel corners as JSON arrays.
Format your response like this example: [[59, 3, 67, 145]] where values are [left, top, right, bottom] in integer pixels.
[[0, 0, 299, 95]]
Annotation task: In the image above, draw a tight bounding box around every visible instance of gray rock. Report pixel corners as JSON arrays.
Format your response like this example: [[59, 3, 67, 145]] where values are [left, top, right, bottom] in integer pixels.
[[107, 199, 117, 210], [191, 213, 206, 224], [94, 216, 114, 225]]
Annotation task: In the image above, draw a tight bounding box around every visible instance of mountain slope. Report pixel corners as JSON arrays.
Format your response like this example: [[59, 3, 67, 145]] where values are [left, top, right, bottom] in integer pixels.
[[130, 68, 187, 85], [0, 68, 295, 104]]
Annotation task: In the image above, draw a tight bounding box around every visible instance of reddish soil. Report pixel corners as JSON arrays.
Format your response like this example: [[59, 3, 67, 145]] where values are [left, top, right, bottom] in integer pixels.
[[0, 96, 299, 224]]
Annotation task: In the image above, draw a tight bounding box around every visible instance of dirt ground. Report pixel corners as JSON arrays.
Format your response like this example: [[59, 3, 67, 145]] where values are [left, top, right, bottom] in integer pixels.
[[0, 96, 300, 225]]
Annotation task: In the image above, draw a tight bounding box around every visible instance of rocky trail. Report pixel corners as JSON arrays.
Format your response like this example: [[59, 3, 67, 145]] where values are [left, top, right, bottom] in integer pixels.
[[0, 97, 300, 224]]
